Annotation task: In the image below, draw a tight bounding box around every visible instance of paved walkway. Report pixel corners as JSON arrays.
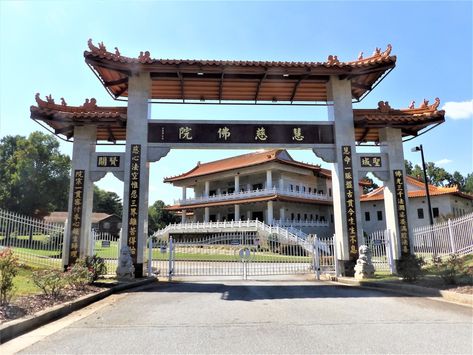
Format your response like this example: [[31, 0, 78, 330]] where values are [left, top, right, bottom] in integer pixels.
[[5, 279, 473, 354]]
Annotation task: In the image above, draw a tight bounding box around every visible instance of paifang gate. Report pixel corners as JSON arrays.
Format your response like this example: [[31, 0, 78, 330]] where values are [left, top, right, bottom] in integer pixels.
[[30, 40, 445, 278]]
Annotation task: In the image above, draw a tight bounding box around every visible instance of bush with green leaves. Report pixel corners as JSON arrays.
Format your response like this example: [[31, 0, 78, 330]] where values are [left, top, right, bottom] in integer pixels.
[[396, 254, 425, 282], [84, 255, 107, 281], [0, 248, 19, 305], [65, 262, 92, 290], [433, 254, 463, 285], [33, 269, 67, 298]]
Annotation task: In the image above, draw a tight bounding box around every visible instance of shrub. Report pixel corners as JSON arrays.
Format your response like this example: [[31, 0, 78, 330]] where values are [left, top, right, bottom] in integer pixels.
[[433, 254, 463, 285], [33, 269, 67, 298], [65, 262, 92, 290], [396, 254, 425, 282], [84, 255, 107, 282], [0, 248, 19, 305], [461, 264, 473, 285]]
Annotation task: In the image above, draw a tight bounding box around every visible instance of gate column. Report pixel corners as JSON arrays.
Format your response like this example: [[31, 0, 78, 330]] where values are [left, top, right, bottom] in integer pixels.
[[379, 127, 411, 265], [64, 126, 96, 268], [121, 72, 151, 278], [327, 76, 363, 276]]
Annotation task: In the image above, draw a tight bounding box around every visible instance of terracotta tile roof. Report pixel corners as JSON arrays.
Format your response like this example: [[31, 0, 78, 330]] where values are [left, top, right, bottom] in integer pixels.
[[84, 39, 396, 102], [30, 93, 127, 141], [165, 193, 332, 211], [360, 176, 473, 202], [163, 149, 327, 183]]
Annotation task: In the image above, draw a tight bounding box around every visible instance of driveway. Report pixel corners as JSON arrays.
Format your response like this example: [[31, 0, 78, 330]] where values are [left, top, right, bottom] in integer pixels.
[[6, 279, 473, 354]]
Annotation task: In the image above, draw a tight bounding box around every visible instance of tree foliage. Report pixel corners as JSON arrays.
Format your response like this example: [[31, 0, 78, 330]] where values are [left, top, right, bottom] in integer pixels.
[[93, 185, 123, 216], [0, 132, 70, 216], [404, 159, 473, 194], [148, 200, 179, 234]]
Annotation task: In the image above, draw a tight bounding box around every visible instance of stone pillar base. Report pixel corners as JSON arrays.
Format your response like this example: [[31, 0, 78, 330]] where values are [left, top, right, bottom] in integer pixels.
[[343, 260, 356, 277]]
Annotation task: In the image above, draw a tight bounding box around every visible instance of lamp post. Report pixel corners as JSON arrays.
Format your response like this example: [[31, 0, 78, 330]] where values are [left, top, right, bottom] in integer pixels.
[[411, 145, 434, 225]]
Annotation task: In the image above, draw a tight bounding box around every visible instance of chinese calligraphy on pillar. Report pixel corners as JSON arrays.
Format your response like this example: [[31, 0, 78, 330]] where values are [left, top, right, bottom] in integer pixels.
[[127, 144, 141, 263], [342, 146, 359, 260], [393, 169, 411, 256], [69, 170, 84, 265]]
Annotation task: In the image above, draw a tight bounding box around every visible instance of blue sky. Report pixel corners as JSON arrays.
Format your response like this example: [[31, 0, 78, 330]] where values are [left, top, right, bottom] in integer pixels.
[[1, 0, 472, 205]]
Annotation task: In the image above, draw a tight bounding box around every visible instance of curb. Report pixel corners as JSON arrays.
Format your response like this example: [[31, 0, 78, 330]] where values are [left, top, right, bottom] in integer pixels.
[[332, 277, 472, 307], [0, 277, 156, 344]]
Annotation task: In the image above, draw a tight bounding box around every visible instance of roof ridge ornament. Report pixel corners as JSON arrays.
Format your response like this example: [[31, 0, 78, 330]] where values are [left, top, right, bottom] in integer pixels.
[[377, 101, 392, 113], [327, 55, 340, 65]]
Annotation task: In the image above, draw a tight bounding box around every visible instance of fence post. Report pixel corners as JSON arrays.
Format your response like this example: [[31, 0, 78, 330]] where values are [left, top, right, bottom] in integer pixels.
[[333, 236, 340, 277], [386, 230, 395, 274], [313, 237, 320, 281], [148, 237, 153, 276], [168, 236, 173, 282], [447, 219, 456, 254]]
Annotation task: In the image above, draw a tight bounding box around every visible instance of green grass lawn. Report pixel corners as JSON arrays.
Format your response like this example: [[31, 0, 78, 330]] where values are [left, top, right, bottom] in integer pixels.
[[12, 266, 42, 298], [149, 250, 311, 262]]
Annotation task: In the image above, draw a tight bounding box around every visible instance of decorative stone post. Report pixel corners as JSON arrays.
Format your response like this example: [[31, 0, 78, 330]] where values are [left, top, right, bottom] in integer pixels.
[[120, 72, 151, 278], [267, 201, 274, 224], [235, 204, 240, 221], [266, 170, 273, 189], [327, 76, 363, 276], [204, 207, 210, 222], [234, 175, 240, 192], [64, 126, 96, 269]]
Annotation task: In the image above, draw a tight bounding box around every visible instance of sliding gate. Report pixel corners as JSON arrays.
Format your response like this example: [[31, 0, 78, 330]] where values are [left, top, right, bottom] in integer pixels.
[[148, 232, 320, 279]]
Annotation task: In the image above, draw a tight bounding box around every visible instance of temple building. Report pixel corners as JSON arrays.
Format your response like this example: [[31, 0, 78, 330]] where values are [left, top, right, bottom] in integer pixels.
[[165, 151, 473, 237]]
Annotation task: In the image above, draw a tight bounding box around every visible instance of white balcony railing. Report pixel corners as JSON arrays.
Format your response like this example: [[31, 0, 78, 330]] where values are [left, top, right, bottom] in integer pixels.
[[175, 187, 331, 206], [273, 219, 330, 227]]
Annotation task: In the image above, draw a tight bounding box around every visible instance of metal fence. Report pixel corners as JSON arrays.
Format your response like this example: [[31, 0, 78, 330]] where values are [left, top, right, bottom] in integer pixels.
[[147, 231, 317, 279], [313, 235, 337, 278], [362, 230, 394, 273], [0, 209, 64, 269], [412, 212, 473, 260], [91, 229, 120, 273]]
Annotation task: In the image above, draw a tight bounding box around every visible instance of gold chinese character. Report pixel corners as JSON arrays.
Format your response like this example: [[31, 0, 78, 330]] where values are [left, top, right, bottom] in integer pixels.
[[129, 237, 137, 245], [350, 236, 357, 244], [132, 145, 140, 154], [131, 181, 139, 189], [372, 157, 381, 167], [98, 156, 107, 167], [346, 190, 353, 199], [350, 245, 357, 254], [132, 162, 139, 171], [179, 127, 193, 140], [344, 155, 351, 165], [130, 190, 138, 199], [75, 177, 83, 186], [217, 127, 231, 140], [395, 170, 402, 177], [342, 146, 350, 155], [70, 250, 78, 257], [130, 207, 138, 217], [255, 127, 268, 141], [361, 157, 371, 167], [345, 181, 353, 189], [129, 217, 137, 226], [74, 198, 82, 206], [131, 172, 139, 180], [109, 156, 119, 166], [292, 128, 304, 141], [402, 246, 408, 253], [129, 226, 137, 236], [347, 199, 354, 208], [75, 171, 84, 179], [345, 172, 352, 180]]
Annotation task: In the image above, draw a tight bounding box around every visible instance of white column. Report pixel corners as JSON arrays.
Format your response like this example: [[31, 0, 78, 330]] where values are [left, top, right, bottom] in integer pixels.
[[204, 181, 210, 197], [204, 207, 210, 222], [181, 209, 187, 224], [266, 170, 273, 189], [121, 72, 151, 278], [235, 204, 240, 221], [267, 201, 274, 224], [380, 127, 410, 262], [279, 207, 285, 221], [279, 177, 284, 190], [234, 175, 240, 192], [64, 126, 96, 268], [246, 183, 251, 191], [326, 76, 363, 275], [182, 187, 187, 201]]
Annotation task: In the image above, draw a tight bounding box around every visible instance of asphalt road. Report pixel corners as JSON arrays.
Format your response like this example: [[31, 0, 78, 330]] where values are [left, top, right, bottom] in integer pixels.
[[10, 279, 473, 354]]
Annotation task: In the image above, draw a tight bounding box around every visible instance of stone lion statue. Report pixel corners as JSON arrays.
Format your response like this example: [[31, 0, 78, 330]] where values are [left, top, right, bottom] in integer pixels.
[[116, 245, 135, 280]]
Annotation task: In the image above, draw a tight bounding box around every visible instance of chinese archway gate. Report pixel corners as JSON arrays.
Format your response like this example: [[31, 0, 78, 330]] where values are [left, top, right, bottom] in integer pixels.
[[30, 40, 445, 277]]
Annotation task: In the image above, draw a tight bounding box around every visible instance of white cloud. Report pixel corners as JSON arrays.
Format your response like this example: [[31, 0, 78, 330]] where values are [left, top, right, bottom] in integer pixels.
[[442, 99, 473, 120], [435, 158, 453, 165]]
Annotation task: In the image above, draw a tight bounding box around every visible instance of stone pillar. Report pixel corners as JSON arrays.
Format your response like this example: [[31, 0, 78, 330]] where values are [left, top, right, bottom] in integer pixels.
[[204, 181, 210, 197], [235, 204, 240, 221], [64, 126, 96, 268], [234, 175, 240, 192], [121, 72, 151, 278], [182, 209, 187, 224], [279, 207, 285, 222], [266, 170, 273, 189], [247, 183, 251, 191], [182, 187, 187, 201], [279, 177, 284, 190], [267, 201, 274, 224], [380, 127, 410, 263], [204, 207, 210, 222], [327, 76, 363, 276]]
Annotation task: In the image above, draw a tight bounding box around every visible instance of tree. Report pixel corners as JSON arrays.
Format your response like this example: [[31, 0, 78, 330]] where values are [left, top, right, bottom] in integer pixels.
[[404, 160, 413, 176], [464, 173, 473, 194], [0, 132, 70, 216], [148, 200, 179, 234], [93, 185, 123, 216]]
